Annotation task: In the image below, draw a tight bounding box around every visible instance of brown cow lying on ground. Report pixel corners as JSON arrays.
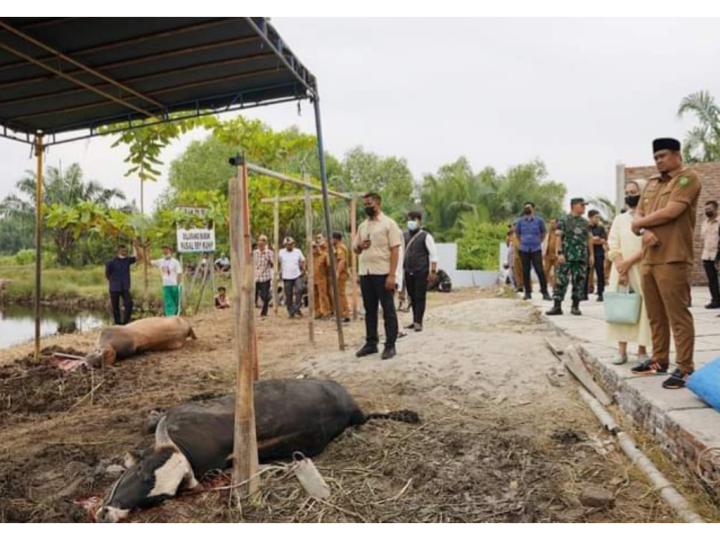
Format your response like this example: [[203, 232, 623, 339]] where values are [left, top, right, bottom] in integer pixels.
[[95, 378, 420, 523], [83, 316, 196, 368]]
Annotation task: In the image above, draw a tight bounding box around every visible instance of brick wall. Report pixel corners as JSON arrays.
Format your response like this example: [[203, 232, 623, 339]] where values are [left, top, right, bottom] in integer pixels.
[[624, 162, 720, 286]]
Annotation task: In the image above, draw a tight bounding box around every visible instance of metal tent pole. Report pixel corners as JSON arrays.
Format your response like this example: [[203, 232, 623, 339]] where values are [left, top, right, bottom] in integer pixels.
[[33, 133, 44, 360]]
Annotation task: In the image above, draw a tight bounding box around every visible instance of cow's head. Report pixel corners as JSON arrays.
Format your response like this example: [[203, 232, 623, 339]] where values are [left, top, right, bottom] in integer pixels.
[[96, 417, 198, 523], [84, 346, 116, 369]]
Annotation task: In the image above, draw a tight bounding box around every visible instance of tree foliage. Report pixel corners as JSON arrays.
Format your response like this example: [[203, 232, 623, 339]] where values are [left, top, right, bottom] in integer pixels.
[[677, 91, 720, 163]]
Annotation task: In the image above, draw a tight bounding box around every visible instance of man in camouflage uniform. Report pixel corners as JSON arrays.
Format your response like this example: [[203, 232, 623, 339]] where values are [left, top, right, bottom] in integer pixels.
[[547, 197, 593, 316]]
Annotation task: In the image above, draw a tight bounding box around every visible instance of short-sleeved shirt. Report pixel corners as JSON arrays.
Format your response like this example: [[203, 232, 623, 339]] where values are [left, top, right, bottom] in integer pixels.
[[515, 216, 546, 253], [701, 217, 720, 261], [151, 258, 183, 286], [558, 214, 590, 261], [279, 248, 305, 280], [253, 248, 274, 283], [638, 168, 701, 265], [334, 242, 350, 279], [356, 212, 403, 276], [589, 224, 607, 258]]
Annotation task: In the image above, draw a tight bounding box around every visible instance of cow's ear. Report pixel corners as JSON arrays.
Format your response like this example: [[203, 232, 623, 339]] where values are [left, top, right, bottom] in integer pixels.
[[154, 416, 178, 450], [123, 451, 139, 468]]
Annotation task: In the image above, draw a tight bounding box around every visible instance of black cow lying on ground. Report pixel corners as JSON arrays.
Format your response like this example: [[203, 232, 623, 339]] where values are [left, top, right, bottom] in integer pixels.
[[96, 378, 419, 522]]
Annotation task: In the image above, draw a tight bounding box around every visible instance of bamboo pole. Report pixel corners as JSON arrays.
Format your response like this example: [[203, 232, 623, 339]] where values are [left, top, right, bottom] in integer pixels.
[[273, 193, 280, 316], [247, 162, 350, 200], [229, 160, 259, 501], [350, 197, 359, 321], [305, 188, 315, 344], [33, 133, 44, 361]]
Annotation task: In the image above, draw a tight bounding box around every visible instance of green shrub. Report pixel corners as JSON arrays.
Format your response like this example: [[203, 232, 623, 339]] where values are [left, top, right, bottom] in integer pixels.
[[456, 222, 506, 271], [14, 249, 36, 265]]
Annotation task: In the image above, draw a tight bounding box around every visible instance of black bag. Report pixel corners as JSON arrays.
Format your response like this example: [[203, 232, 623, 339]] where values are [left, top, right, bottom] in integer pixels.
[[436, 269, 452, 293]]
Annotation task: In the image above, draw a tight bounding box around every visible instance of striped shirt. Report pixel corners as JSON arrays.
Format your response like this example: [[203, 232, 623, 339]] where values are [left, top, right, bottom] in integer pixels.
[[253, 248, 274, 283]]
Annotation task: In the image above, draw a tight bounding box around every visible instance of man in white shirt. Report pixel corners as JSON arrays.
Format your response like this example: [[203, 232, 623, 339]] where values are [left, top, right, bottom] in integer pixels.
[[278, 237, 306, 318], [403, 211, 438, 332], [701, 200, 720, 309], [151, 245, 183, 316]]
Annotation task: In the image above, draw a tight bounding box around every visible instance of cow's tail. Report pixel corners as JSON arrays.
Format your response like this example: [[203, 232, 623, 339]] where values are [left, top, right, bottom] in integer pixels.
[[363, 409, 421, 425]]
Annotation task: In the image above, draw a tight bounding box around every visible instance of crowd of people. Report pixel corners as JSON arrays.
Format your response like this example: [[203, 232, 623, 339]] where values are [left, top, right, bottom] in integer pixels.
[[100, 137, 708, 389]]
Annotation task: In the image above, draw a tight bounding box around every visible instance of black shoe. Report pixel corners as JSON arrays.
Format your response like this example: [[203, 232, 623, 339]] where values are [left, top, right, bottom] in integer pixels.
[[597, 294, 604, 302], [542, 293, 553, 301], [662, 368, 691, 389], [631, 359, 669, 375], [381, 346, 396, 360], [571, 301, 581, 316], [356, 344, 379, 358], [546, 300, 563, 316], [405, 322, 416, 330], [705, 302, 720, 309], [523, 294, 531, 301], [342, 317, 351, 323], [516, 287, 524, 293], [414, 323, 423, 332]]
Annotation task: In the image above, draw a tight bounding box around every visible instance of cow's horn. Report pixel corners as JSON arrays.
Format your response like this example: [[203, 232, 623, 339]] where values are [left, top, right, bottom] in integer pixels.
[[154, 416, 176, 449]]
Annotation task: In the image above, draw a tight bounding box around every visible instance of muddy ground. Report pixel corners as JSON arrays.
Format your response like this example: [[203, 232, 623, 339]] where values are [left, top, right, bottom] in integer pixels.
[[1, 288, 718, 523]]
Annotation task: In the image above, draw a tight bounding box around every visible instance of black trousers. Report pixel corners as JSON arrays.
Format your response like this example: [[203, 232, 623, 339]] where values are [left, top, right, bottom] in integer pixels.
[[519, 250, 548, 295], [256, 280, 272, 316], [110, 289, 133, 325], [405, 270, 428, 325], [360, 274, 398, 347], [284, 278, 302, 316], [703, 260, 720, 304], [588, 255, 606, 296]]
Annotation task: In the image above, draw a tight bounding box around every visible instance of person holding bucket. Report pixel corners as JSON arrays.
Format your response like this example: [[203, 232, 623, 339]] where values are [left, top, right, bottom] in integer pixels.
[[605, 180, 651, 365]]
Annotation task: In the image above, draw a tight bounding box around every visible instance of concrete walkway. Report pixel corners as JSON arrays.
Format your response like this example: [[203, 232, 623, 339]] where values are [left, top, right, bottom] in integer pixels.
[[528, 287, 720, 493]]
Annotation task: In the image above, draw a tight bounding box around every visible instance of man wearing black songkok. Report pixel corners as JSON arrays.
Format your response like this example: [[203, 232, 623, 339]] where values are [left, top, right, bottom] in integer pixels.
[[631, 137, 701, 389]]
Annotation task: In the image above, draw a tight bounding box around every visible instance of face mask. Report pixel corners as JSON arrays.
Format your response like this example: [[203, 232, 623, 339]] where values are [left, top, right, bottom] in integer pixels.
[[706, 210, 716, 218], [523, 207, 532, 215], [625, 195, 640, 208], [407, 221, 418, 231], [118, 255, 126, 259], [364, 206, 376, 217]]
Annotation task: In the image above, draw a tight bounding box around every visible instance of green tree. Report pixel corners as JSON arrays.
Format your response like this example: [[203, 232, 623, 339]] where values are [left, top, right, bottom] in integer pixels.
[[0, 164, 126, 265], [677, 90, 720, 163], [420, 158, 566, 246], [587, 195, 618, 223], [102, 113, 218, 304], [338, 146, 415, 223], [421, 157, 494, 241]]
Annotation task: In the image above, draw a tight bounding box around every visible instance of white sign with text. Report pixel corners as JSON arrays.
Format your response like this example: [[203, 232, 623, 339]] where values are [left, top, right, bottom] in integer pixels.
[[177, 228, 215, 253]]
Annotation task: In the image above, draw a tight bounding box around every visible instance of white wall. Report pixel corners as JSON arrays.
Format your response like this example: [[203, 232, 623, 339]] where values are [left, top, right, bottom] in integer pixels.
[[436, 242, 502, 289]]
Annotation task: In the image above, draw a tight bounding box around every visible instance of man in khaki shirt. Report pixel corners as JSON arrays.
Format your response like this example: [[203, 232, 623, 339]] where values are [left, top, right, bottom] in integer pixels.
[[631, 137, 701, 389], [354, 192, 403, 360]]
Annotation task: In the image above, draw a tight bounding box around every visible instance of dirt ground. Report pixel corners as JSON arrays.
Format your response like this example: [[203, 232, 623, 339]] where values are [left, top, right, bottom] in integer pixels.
[[1, 287, 718, 523]]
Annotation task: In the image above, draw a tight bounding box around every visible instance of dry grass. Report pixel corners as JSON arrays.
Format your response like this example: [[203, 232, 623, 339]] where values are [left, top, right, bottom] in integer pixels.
[[0, 287, 716, 523]]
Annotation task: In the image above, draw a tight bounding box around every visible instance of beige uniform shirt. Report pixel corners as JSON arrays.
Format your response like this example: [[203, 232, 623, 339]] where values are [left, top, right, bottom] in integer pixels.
[[356, 212, 403, 276], [701, 217, 719, 261]]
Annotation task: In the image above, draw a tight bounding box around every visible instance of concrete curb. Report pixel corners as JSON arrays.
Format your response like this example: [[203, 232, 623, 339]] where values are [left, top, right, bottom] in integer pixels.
[[539, 310, 720, 500]]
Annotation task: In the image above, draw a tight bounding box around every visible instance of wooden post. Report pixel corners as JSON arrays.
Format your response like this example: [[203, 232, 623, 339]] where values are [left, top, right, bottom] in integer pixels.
[[350, 197, 359, 321], [229, 160, 259, 501], [33, 133, 44, 361], [194, 262, 209, 315], [273, 193, 280, 316], [305, 188, 315, 343]]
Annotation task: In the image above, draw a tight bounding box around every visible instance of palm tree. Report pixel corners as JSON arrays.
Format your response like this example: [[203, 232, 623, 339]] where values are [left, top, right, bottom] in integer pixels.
[[677, 91, 720, 163], [0, 163, 126, 264], [587, 196, 618, 223]]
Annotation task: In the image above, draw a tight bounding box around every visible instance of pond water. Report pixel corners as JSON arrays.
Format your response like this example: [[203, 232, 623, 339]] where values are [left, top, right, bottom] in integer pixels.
[[0, 304, 109, 350]]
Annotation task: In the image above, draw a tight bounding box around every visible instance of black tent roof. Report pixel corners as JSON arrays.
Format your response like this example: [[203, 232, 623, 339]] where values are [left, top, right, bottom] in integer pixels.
[[0, 17, 316, 144]]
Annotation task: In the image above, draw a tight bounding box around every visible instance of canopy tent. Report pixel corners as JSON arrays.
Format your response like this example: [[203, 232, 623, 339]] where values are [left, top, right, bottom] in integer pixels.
[[0, 16, 344, 498]]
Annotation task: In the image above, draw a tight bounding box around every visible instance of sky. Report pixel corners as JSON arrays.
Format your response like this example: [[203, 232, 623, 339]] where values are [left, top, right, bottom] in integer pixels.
[[1, 17, 718, 213]]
